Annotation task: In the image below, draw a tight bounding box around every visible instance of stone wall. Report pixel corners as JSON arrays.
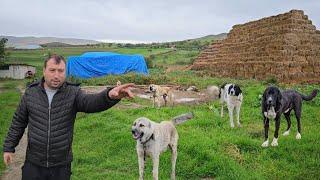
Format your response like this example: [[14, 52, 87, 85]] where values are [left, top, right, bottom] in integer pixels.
[[192, 10, 320, 83]]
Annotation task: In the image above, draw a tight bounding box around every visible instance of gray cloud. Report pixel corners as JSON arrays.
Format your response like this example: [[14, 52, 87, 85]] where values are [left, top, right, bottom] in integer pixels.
[[1, 0, 319, 42]]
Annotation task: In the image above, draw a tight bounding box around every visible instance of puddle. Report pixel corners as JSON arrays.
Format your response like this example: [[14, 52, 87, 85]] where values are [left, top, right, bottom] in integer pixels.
[[136, 94, 151, 99], [175, 98, 199, 103]]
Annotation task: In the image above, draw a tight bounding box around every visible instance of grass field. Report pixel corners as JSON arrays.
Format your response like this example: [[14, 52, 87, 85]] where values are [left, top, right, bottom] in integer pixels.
[[0, 47, 319, 179], [0, 79, 25, 176]]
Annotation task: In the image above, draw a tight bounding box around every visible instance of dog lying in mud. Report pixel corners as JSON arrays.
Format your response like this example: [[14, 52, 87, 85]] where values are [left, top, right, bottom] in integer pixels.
[[149, 84, 174, 108], [131, 112, 193, 180]]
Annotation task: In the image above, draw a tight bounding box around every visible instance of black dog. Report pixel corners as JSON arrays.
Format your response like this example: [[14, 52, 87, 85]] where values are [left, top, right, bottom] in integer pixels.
[[261, 86, 318, 147]]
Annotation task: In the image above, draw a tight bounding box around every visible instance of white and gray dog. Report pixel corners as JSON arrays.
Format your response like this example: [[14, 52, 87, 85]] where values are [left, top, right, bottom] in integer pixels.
[[131, 112, 193, 180], [220, 83, 243, 128]]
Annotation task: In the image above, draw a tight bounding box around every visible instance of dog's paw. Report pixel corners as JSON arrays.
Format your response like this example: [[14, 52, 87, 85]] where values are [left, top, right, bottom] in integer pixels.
[[261, 140, 269, 147], [237, 123, 242, 128], [271, 138, 278, 147], [296, 133, 301, 140], [171, 174, 176, 180], [283, 130, 290, 136], [230, 124, 235, 128]]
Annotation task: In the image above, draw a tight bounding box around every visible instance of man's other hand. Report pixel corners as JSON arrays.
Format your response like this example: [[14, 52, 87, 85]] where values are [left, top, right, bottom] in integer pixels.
[[3, 152, 13, 166]]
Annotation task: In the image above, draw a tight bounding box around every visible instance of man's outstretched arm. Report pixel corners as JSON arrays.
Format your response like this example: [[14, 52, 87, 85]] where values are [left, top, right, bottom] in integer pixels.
[[76, 83, 135, 113]]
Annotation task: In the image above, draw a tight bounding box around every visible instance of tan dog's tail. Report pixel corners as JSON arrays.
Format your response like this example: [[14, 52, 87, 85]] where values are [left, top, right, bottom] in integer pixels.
[[171, 112, 193, 125]]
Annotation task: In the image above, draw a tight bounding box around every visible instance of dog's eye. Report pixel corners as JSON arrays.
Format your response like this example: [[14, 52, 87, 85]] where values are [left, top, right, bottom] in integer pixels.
[[139, 124, 144, 127]]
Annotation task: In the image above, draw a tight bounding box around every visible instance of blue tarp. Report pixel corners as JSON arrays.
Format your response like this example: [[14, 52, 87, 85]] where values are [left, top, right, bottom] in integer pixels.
[[66, 52, 149, 78]]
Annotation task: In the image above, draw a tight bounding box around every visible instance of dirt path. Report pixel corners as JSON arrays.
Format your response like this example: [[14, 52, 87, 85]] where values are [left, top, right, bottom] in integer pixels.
[[82, 85, 219, 105], [1, 85, 27, 180], [1, 130, 27, 180]]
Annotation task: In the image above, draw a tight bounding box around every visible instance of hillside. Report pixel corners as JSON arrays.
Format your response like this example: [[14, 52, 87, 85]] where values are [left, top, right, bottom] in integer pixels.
[[1, 36, 100, 48], [187, 33, 227, 42]]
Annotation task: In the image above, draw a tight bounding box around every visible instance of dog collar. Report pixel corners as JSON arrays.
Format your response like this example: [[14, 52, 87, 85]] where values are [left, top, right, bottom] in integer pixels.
[[141, 133, 154, 145], [142, 134, 154, 161]]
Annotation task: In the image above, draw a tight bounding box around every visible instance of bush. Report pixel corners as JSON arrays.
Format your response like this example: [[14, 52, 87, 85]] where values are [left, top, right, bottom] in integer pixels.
[[265, 76, 278, 85], [145, 55, 154, 69]]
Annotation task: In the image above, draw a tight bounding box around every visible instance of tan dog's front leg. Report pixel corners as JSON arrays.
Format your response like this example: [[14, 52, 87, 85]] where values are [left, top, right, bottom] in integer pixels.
[[152, 153, 160, 180], [152, 96, 156, 108], [163, 95, 168, 107], [156, 97, 161, 108], [137, 149, 145, 180]]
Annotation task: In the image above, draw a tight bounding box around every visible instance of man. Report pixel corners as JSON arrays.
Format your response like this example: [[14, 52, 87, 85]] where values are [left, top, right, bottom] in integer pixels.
[[3, 54, 134, 180]]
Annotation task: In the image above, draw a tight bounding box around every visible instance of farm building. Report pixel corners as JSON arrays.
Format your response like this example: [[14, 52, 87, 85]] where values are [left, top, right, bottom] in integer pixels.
[[192, 10, 320, 84], [66, 52, 149, 78], [0, 64, 36, 79]]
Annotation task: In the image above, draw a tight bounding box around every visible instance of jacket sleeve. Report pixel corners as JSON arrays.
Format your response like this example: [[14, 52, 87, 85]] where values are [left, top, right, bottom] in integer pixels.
[[75, 87, 120, 113], [3, 94, 28, 153]]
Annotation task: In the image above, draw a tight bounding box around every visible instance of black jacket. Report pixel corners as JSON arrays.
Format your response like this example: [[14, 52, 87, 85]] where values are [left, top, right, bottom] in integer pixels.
[[3, 79, 120, 167]]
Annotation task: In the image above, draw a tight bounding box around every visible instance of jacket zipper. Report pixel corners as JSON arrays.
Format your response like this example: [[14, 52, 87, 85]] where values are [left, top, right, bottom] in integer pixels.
[[47, 105, 51, 167]]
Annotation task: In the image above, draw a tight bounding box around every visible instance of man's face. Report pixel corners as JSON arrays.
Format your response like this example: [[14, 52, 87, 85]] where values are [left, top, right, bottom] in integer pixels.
[[43, 58, 66, 89]]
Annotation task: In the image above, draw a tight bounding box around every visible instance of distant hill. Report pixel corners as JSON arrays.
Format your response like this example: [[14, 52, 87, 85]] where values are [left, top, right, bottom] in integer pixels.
[[186, 33, 227, 42], [40, 42, 73, 47], [149, 33, 228, 50], [1, 36, 100, 48], [0, 33, 227, 49]]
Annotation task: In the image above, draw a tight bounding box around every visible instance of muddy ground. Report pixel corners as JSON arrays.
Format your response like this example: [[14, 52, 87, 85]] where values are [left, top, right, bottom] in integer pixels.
[[83, 85, 219, 106], [1, 85, 219, 180]]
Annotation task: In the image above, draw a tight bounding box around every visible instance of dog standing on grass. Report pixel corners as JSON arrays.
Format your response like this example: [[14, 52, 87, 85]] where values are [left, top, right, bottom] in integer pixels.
[[261, 86, 318, 147], [149, 84, 174, 108], [220, 83, 243, 128], [131, 112, 193, 180]]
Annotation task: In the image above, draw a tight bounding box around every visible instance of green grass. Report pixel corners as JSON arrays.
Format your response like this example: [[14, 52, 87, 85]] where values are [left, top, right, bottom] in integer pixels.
[[0, 80, 24, 176], [1, 74, 319, 179], [70, 82, 320, 179], [0, 47, 319, 179]]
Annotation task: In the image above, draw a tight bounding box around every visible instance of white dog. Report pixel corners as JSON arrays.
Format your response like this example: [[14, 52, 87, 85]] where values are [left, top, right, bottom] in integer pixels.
[[220, 83, 243, 128], [149, 84, 174, 108], [131, 113, 193, 180]]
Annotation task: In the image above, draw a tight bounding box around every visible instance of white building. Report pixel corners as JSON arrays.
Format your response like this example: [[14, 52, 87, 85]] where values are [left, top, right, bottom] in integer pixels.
[[0, 64, 36, 79]]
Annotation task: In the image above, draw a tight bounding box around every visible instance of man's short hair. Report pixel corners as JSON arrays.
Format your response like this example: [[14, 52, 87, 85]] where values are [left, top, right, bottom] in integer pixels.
[[44, 54, 66, 69]]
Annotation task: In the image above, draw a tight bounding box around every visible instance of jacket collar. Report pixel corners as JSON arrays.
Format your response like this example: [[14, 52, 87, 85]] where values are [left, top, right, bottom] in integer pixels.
[[37, 77, 67, 93]]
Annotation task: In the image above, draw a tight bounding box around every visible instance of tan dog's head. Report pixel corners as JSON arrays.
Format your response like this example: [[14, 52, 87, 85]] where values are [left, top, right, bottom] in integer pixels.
[[116, 80, 121, 86], [131, 117, 154, 143], [149, 84, 157, 93]]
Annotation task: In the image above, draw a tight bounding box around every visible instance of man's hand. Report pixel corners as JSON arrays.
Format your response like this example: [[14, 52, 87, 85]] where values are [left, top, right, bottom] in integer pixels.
[[3, 152, 13, 166], [108, 83, 135, 100]]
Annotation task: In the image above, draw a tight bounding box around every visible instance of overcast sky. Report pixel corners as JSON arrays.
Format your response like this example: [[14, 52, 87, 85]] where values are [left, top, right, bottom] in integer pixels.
[[1, 0, 319, 43]]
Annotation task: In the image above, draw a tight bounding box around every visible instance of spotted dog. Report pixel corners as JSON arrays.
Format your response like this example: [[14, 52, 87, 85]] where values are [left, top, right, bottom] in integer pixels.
[[220, 83, 243, 128]]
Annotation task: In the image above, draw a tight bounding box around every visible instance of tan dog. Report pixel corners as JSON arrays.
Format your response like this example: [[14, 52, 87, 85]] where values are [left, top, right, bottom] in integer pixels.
[[149, 84, 174, 108], [131, 113, 193, 180], [116, 80, 122, 86]]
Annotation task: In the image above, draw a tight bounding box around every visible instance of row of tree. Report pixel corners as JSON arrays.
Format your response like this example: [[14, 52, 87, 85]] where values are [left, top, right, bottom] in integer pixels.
[[0, 38, 8, 65]]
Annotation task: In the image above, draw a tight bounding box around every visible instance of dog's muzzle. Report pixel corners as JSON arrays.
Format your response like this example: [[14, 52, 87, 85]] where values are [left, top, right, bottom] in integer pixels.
[[132, 130, 144, 140], [150, 86, 155, 92]]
